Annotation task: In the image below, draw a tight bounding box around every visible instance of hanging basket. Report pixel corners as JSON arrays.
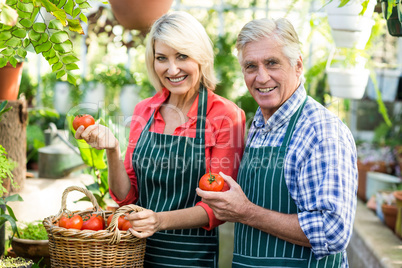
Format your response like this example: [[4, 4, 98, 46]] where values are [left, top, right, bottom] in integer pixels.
[[109, 0, 174, 32], [43, 186, 146, 267], [382, 0, 402, 37], [0, 62, 23, 100]]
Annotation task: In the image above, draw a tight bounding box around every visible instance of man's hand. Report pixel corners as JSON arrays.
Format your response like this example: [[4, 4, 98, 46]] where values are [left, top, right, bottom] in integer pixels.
[[196, 172, 252, 223]]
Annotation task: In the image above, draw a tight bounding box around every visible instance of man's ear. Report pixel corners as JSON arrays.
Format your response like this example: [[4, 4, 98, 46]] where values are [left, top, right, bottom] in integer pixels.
[[296, 55, 303, 76]]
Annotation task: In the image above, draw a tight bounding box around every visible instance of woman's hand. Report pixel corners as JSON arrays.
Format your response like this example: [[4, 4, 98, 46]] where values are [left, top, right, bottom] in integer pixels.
[[126, 209, 161, 239], [75, 124, 118, 150]]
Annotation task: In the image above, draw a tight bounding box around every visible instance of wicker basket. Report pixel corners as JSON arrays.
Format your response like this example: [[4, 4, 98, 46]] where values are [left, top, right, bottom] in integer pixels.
[[43, 186, 146, 267]]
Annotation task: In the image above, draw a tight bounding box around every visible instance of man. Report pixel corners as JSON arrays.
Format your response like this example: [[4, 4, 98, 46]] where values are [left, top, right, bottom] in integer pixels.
[[197, 18, 357, 267]]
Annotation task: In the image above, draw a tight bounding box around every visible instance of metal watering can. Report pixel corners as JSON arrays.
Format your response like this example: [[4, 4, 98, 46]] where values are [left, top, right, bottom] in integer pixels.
[[38, 123, 87, 178]]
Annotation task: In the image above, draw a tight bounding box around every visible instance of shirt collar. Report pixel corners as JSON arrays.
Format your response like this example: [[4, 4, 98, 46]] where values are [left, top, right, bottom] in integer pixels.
[[252, 84, 307, 132]]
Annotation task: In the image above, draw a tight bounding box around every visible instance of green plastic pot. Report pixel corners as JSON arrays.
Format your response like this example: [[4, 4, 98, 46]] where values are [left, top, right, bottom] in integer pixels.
[[382, 0, 402, 36]]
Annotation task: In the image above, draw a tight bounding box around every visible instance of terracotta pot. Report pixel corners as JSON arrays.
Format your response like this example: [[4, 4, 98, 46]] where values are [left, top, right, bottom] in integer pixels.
[[0, 62, 23, 100], [382, 203, 398, 231], [357, 160, 390, 202], [393, 191, 402, 239], [109, 0, 174, 32], [11, 238, 50, 267]]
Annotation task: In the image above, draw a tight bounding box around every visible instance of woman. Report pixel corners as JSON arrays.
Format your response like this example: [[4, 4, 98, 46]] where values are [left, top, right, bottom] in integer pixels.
[[75, 11, 245, 267]]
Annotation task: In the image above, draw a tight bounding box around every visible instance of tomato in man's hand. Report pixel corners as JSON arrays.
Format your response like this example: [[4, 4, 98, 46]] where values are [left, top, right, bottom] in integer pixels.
[[73, 114, 95, 131], [59, 214, 84, 230], [81, 213, 105, 231], [199, 171, 225, 191], [121, 220, 132, 231]]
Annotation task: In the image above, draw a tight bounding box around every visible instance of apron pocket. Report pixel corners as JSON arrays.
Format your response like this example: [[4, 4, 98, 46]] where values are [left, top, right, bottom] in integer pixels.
[[232, 253, 308, 267]]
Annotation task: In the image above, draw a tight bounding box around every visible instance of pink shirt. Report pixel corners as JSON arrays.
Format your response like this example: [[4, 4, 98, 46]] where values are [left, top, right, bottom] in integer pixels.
[[110, 88, 245, 230]]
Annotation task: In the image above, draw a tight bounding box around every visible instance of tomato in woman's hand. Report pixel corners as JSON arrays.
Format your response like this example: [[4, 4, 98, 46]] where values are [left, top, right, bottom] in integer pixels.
[[59, 214, 83, 230], [199, 171, 225, 191], [73, 114, 95, 131], [81, 213, 105, 231], [107, 213, 130, 230]]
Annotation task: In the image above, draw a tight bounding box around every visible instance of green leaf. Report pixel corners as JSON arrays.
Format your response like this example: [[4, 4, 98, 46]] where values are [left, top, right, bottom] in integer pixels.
[[34, 41, 52, 53], [64, 0, 74, 16], [62, 54, 79, 64], [67, 18, 84, 35], [52, 61, 63, 72], [52, 11, 67, 26], [16, 10, 31, 19], [39, 32, 49, 43], [53, 40, 72, 53], [28, 30, 41, 41], [5, 37, 21, 47], [49, 30, 69, 43], [75, 0, 86, 4], [56, 69, 66, 78], [56, 0, 67, 9], [9, 56, 18, 66], [78, 2, 91, 9], [65, 63, 78, 70], [0, 32, 12, 41], [16, 1, 33, 12], [72, 8, 81, 18], [38, 0, 59, 12], [32, 22, 47, 33], [16, 47, 27, 58], [48, 56, 59, 65], [19, 18, 33, 28], [67, 73, 76, 85], [22, 38, 30, 48], [4, 193, 23, 203], [11, 28, 26, 38], [1, 47, 14, 56], [48, 19, 63, 30], [43, 48, 56, 58], [0, 58, 8, 68], [79, 13, 87, 24]]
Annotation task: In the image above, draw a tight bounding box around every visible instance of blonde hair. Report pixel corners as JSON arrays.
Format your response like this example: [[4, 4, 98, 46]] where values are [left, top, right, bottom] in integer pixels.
[[145, 11, 217, 91], [236, 18, 301, 67]]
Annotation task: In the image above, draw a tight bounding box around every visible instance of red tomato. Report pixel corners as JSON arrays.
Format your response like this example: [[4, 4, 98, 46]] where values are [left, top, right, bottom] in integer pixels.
[[199, 171, 224, 191], [107, 213, 130, 230], [121, 220, 132, 231], [73, 114, 95, 131], [59, 214, 83, 230], [81, 213, 105, 231]]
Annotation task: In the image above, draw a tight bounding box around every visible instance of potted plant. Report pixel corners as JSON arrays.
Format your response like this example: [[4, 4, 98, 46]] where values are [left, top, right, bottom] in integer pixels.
[[9, 221, 49, 267], [0, 0, 92, 93], [108, 0, 174, 32], [381, 0, 402, 36], [325, 0, 376, 49], [0, 101, 23, 256]]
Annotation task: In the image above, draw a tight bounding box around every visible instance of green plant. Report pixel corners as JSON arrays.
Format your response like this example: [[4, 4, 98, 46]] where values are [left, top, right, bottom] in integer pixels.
[[0, 101, 23, 238], [0, 0, 92, 85], [11, 222, 47, 240], [0, 256, 33, 268]]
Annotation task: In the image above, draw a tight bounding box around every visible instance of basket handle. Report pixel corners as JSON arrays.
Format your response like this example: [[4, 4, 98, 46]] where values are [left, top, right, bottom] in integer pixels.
[[58, 186, 101, 216], [107, 204, 144, 244]]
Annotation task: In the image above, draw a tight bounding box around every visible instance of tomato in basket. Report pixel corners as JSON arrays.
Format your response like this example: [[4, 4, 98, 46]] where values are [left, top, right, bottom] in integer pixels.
[[59, 214, 84, 230], [81, 213, 105, 231], [107, 213, 132, 230]]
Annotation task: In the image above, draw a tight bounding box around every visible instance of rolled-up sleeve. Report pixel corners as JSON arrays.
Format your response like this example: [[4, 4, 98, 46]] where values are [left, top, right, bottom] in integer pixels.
[[295, 136, 357, 259]]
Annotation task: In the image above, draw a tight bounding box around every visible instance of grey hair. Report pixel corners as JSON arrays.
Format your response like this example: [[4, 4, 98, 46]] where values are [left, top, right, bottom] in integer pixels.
[[236, 18, 302, 67], [145, 11, 217, 91]]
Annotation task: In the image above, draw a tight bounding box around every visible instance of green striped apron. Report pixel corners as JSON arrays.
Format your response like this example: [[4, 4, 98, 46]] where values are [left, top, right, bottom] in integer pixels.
[[132, 86, 218, 267], [233, 97, 342, 267]]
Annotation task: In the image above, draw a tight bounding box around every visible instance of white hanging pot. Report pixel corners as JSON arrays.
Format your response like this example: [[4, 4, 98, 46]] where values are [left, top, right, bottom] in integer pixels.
[[119, 84, 141, 117], [326, 48, 369, 99], [326, 0, 376, 49]]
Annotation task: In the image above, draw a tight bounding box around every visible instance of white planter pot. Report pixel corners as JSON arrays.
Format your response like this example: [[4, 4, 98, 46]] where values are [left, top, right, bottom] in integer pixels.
[[326, 67, 369, 99], [119, 84, 142, 117], [326, 0, 376, 49], [83, 82, 105, 107], [53, 82, 73, 115], [366, 172, 401, 201], [366, 69, 401, 102]]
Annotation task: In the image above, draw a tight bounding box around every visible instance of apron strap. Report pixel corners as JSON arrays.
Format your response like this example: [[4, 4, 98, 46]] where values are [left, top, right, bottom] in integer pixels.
[[281, 96, 308, 148], [195, 84, 208, 139]]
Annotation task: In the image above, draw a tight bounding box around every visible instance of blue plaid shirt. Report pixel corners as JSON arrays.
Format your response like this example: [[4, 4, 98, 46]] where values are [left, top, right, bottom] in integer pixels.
[[247, 84, 357, 267]]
